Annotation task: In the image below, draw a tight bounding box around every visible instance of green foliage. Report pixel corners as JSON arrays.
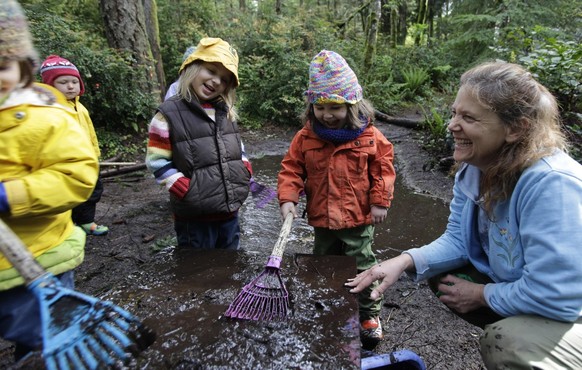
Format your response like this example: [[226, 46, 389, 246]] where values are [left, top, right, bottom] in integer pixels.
[[361, 43, 455, 112], [407, 23, 429, 45], [25, 6, 158, 132], [225, 12, 339, 127], [401, 66, 430, 99], [23, 0, 102, 27], [152, 235, 177, 253], [156, 0, 207, 84], [21, 0, 581, 166], [237, 49, 309, 128], [518, 35, 582, 113], [96, 128, 146, 162], [566, 121, 582, 163], [444, 13, 499, 65], [490, 25, 582, 162], [419, 105, 452, 157], [443, 0, 581, 73], [362, 54, 403, 113]]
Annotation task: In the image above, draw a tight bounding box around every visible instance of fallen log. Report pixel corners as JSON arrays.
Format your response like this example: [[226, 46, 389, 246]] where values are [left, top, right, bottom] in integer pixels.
[[100, 162, 141, 166], [375, 110, 423, 129], [100, 163, 147, 178]]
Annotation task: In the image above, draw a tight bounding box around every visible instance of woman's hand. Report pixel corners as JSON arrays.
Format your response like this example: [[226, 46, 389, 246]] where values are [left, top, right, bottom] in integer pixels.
[[436, 274, 487, 313], [345, 254, 414, 300], [280, 201, 297, 220], [371, 205, 388, 224]]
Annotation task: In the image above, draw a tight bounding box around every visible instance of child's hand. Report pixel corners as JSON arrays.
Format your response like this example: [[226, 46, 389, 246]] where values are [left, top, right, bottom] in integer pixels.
[[370, 205, 387, 224], [280, 202, 297, 220]]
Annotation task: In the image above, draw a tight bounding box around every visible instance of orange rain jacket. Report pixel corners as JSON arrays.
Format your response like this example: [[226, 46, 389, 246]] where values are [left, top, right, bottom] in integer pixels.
[[278, 121, 395, 230]]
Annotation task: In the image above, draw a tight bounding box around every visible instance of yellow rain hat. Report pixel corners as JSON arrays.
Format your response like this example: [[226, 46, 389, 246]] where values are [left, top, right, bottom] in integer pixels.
[[179, 37, 239, 86]]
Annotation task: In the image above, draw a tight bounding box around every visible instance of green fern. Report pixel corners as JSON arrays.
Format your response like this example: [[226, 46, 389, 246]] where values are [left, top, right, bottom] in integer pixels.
[[402, 67, 430, 94]]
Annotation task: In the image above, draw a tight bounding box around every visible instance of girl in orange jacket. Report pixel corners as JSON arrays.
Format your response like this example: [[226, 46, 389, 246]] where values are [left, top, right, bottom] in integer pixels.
[[277, 50, 395, 349]]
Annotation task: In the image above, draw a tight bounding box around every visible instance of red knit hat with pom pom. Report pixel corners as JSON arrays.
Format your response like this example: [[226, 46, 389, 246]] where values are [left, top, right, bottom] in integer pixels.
[[40, 55, 85, 95]]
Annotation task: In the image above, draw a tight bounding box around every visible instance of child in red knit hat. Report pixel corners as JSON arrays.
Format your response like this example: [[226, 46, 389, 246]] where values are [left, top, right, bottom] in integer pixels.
[[40, 55, 109, 236]]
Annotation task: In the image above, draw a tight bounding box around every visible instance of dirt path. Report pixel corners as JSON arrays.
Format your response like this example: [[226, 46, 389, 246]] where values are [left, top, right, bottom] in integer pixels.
[[1, 121, 486, 369]]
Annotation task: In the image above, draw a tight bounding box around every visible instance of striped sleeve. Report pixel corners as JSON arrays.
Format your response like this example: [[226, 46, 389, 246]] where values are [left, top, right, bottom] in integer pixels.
[[241, 140, 253, 175], [145, 112, 185, 190]]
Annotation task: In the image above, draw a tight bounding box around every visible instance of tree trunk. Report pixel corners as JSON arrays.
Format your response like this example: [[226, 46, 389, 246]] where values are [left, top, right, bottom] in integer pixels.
[[427, 0, 435, 42], [380, 0, 389, 33], [142, 0, 165, 101], [414, 0, 427, 45], [363, 0, 381, 72], [337, 0, 373, 34], [99, 0, 161, 103], [398, 1, 408, 45], [390, 5, 398, 48], [360, 0, 369, 32]]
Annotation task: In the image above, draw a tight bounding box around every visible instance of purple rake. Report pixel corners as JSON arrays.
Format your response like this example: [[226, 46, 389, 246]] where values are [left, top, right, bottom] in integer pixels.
[[249, 177, 277, 209], [225, 213, 294, 321]]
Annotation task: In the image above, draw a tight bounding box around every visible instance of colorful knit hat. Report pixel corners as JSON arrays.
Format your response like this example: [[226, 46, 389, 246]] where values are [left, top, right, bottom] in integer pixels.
[[180, 37, 239, 87], [40, 55, 85, 95], [0, 0, 38, 68], [305, 50, 363, 105]]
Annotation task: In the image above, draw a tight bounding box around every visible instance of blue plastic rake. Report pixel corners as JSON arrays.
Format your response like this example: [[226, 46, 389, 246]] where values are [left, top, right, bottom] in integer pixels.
[[0, 219, 156, 370]]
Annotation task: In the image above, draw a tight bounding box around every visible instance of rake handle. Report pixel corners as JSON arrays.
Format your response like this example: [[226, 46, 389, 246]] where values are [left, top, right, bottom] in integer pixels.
[[271, 213, 294, 259], [0, 218, 48, 284]]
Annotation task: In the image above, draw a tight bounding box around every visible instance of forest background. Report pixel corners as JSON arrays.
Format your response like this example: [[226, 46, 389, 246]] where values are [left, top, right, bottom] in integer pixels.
[[20, 0, 582, 162]]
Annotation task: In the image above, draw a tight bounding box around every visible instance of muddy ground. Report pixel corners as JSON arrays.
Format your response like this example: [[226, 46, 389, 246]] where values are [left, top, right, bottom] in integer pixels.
[[1, 116, 486, 369]]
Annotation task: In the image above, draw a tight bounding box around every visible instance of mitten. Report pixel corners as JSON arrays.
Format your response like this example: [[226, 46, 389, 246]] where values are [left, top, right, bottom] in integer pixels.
[[243, 159, 253, 176], [0, 183, 9, 213], [169, 177, 190, 199]]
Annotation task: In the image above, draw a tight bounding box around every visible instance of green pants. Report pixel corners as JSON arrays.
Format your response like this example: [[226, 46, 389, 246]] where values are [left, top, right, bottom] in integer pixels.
[[313, 225, 382, 320]]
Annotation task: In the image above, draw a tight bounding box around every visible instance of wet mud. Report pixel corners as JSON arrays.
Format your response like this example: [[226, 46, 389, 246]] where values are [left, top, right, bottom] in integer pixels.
[[102, 250, 361, 369]]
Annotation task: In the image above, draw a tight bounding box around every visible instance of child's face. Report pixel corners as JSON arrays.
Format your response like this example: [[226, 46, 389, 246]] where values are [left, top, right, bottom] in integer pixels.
[[0, 60, 21, 101], [191, 62, 233, 102], [313, 103, 348, 129], [53, 75, 81, 100]]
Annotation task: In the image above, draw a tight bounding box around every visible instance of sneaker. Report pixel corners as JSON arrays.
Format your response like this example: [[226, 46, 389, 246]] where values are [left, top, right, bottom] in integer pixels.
[[360, 317, 384, 349], [80, 222, 109, 236]]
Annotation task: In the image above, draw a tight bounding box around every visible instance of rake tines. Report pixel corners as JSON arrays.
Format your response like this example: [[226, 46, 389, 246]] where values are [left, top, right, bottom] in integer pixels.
[[225, 214, 294, 321], [42, 302, 156, 369], [225, 267, 289, 320], [34, 280, 156, 370], [249, 178, 277, 209]]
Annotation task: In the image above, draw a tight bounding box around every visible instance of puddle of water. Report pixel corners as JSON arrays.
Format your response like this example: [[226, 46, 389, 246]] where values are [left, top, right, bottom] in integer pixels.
[[240, 155, 450, 261], [106, 250, 360, 369], [101, 154, 449, 368]]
